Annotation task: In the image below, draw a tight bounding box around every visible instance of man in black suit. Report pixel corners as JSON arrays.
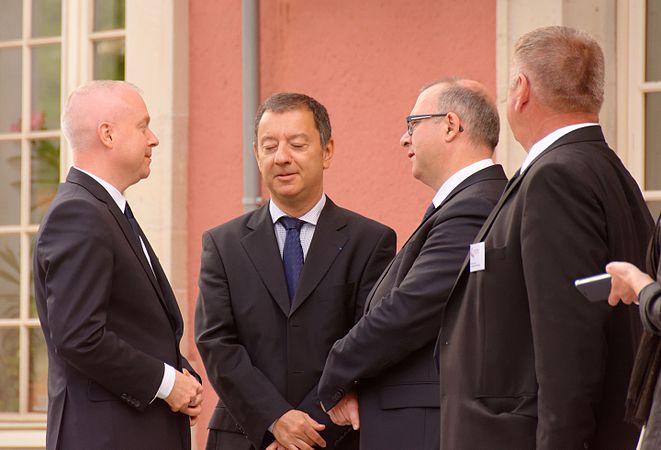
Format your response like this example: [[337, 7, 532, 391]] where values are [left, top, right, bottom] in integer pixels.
[[34, 80, 203, 450], [195, 93, 396, 450], [317, 79, 507, 449], [436, 26, 654, 449]]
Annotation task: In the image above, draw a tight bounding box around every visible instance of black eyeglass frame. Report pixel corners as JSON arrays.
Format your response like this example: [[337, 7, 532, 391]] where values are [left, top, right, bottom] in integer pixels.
[[405, 113, 464, 135]]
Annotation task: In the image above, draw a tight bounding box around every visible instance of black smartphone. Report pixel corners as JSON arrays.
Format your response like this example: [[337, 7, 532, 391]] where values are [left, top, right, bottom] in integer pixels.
[[574, 273, 612, 302]]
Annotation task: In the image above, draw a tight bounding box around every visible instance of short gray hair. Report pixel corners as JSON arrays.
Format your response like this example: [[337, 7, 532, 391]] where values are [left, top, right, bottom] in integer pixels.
[[61, 80, 141, 149], [513, 26, 604, 114], [423, 79, 500, 149]]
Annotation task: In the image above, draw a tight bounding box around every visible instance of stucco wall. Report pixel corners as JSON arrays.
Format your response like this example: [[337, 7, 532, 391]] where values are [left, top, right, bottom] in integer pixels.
[[188, 1, 496, 446]]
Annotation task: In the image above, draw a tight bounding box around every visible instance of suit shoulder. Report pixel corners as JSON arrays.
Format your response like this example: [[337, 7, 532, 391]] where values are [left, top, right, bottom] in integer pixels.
[[333, 205, 394, 235], [203, 207, 263, 240]]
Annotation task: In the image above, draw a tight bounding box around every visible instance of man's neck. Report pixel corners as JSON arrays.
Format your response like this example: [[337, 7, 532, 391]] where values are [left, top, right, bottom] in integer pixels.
[[521, 111, 599, 152]]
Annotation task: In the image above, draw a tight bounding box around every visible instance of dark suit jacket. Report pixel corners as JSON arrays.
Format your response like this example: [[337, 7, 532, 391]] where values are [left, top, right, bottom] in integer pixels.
[[436, 126, 654, 450], [195, 198, 396, 449], [34, 168, 198, 450], [318, 165, 507, 450]]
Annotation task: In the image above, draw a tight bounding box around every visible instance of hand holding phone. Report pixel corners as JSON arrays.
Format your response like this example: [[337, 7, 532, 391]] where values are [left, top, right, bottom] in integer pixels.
[[574, 273, 612, 303]]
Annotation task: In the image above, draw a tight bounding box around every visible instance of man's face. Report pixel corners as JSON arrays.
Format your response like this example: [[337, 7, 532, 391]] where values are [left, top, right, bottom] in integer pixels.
[[111, 87, 159, 187], [399, 86, 445, 188], [254, 108, 333, 209]]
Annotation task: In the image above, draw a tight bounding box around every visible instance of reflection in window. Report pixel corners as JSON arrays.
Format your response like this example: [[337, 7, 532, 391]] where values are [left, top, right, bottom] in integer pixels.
[[94, 0, 126, 31], [0, 141, 21, 226], [0, 235, 20, 320], [0, 48, 22, 133], [30, 139, 60, 224], [93, 39, 125, 80], [0, 328, 19, 413], [31, 45, 61, 131]]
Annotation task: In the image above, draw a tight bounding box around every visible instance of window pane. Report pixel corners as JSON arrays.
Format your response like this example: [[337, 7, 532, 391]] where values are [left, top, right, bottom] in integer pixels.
[[93, 0, 125, 31], [31, 44, 61, 131], [93, 39, 125, 80], [645, 93, 661, 190], [32, 0, 62, 38], [0, 141, 21, 225], [0, 235, 20, 319], [647, 201, 661, 222], [647, 0, 661, 81], [0, 328, 19, 412], [0, 47, 22, 133], [0, 0, 22, 41], [31, 138, 60, 224], [30, 234, 37, 318], [29, 327, 48, 412]]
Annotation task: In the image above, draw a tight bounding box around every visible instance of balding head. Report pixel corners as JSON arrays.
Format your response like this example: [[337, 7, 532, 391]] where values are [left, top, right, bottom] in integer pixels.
[[421, 78, 500, 150], [61, 80, 142, 152]]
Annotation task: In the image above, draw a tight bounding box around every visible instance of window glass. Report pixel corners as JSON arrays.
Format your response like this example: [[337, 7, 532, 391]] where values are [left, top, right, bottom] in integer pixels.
[[31, 45, 61, 131], [29, 328, 48, 412], [0, 0, 22, 41], [646, 0, 661, 81], [30, 139, 60, 224], [0, 48, 22, 133], [0, 235, 20, 320], [93, 40, 125, 80], [93, 0, 125, 32], [0, 142, 22, 226], [32, 0, 62, 38], [0, 328, 19, 413], [645, 92, 661, 190]]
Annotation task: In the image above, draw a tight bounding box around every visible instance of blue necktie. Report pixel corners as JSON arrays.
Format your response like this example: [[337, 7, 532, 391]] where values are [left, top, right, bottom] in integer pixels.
[[124, 203, 141, 245], [280, 217, 305, 302]]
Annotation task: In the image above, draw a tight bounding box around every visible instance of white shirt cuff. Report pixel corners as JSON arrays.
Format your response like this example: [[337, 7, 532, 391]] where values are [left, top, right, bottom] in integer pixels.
[[155, 363, 176, 401]]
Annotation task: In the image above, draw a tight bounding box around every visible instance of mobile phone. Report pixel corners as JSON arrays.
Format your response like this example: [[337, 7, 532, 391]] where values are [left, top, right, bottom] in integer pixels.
[[574, 273, 612, 302]]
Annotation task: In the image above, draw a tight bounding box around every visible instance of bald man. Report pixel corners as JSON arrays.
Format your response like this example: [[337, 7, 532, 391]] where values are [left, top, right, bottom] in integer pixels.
[[318, 79, 506, 449], [34, 80, 202, 450]]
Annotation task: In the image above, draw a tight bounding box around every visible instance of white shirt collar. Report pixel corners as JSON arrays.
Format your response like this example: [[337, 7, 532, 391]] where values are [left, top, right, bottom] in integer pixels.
[[74, 166, 127, 212], [269, 194, 327, 225], [432, 159, 494, 208], [520, 123, 598, 173]]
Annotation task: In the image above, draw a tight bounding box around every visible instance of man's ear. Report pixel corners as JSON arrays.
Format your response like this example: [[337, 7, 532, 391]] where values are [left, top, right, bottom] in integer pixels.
[[444, 113, 462, 141], [98, 122, 113, 148], [322, 138, 334, 170], [514, 73, 530, 111]]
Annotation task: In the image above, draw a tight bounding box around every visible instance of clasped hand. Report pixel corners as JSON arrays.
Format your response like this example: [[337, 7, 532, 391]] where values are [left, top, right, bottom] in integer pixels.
[[266, 409, 327, 450], [164, 368, 203, 426]]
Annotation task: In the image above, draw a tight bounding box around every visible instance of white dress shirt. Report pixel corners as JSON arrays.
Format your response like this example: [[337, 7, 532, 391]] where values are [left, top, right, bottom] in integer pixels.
[[520, 123, 598, 174], [269, 194, 327, 259], [431, 159, 495, 208]]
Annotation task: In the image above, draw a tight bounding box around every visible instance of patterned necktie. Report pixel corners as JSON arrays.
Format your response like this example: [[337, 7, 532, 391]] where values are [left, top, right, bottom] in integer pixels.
[[422, 203, 436, 222], [280, 216, 305, 302], [123, 203, 142, 245]]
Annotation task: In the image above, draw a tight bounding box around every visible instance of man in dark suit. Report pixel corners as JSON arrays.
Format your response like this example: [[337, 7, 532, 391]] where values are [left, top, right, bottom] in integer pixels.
[[34, 80, 203, 450], [195, 93, 396, 450], [436, 26, 654, 450], [317, 79, 507, 449]]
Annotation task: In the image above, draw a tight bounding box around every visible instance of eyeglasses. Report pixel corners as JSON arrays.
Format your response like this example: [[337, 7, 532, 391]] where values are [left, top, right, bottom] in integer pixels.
[[405, 113, 464, 136]]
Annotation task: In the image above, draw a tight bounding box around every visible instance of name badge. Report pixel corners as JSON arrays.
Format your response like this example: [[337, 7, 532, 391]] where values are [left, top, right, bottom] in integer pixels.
[[469, 242, 486, 272]]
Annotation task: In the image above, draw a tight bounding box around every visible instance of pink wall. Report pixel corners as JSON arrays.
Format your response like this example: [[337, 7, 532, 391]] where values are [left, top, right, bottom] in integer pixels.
[[188, 1, 496, 447]]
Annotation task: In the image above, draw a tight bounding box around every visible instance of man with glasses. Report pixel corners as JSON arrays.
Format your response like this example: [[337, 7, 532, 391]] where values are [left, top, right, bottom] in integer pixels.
[[318, 79, 507, 449]]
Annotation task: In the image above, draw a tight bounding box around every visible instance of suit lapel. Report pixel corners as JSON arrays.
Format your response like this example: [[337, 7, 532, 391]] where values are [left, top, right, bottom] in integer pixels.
[[241, 206, 292, 316], [66, 169, 171, 319], [290, 200, 348, 315]]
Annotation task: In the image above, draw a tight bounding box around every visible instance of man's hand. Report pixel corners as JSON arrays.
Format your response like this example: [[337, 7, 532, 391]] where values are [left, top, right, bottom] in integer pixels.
[[606, 261, 654, 306], [265, 441, 287, 450], [272, 409, 326, 450], [327, 391, 360, 430], [165, 368, 203, 414], [179, 369, 203, 426]]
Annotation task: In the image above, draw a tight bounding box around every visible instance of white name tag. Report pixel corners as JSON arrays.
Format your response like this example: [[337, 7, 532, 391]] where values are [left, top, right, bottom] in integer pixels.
[[469, 242, 486, 272]]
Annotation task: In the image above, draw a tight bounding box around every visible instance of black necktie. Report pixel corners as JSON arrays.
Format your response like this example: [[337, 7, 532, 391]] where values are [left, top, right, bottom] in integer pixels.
[[505, 168, 521, 191], [422, 203, 436, 222], [123, 203, 142, 245], [280, 217, 305, 302]]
